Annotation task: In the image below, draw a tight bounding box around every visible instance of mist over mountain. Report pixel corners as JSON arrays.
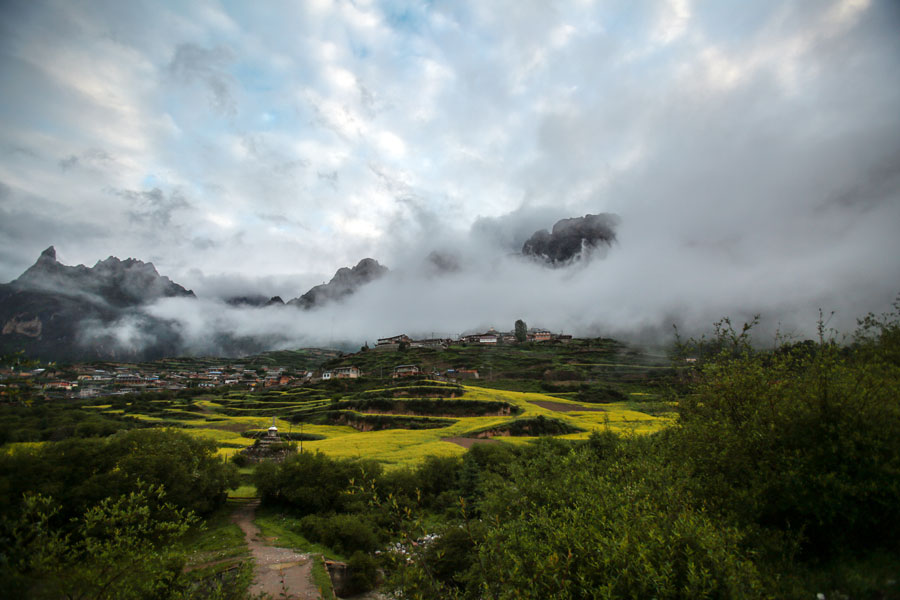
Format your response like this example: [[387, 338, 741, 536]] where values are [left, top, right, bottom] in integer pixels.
[[287, 258, 388, 310], [0, 249, 393, 361], [3, 191, 899, 363], [0, 247, 193, 361]]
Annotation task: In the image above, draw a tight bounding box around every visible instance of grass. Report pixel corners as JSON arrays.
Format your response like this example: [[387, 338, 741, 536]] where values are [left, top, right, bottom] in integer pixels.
[[311, 555, 337, 600], [227, 484, 257, 498], [253, 507, 346, 561], [182, 506, 249, 571]]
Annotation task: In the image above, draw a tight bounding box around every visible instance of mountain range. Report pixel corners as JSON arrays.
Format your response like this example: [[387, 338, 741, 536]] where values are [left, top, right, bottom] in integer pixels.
[[0, 247, 389, 362], [0, 213, 616, 361]]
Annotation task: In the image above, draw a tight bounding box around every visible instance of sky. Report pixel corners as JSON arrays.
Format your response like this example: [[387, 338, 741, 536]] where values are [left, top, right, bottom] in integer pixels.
[[1, 0, 899, 348]]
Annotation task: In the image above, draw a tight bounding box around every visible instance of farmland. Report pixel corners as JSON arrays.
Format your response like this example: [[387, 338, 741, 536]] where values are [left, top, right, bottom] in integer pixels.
[[81, 377, 673, 469], [3, 337, 678, 467], [3, 313, 899, 600]]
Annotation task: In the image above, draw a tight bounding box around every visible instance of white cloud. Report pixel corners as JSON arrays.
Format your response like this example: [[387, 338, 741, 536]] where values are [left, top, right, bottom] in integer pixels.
[[0, 0, 898, 346]]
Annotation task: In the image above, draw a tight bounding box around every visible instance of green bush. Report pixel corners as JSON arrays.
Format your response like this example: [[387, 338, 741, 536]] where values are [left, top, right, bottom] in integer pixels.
[[392, 438, 762, 600], [253, 451, 382, 515], [346, 551, 379, 595], [0, 429, 238, 522], [299, 513, 381, 555], [669, 316, 900, 558], [576, 384, 626, 403]]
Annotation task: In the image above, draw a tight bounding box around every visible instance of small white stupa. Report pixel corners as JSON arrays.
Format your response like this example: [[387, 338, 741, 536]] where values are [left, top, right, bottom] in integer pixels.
[[267, 416, 279, 439]]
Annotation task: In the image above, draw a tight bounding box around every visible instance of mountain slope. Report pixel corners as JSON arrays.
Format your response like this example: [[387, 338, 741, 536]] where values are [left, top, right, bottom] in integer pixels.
[[288, 258, 387, 309], [0, 247, 192, 361]]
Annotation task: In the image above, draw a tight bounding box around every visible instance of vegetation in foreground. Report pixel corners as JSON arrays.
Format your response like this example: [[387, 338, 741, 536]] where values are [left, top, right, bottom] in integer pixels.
[[249, 305, 900, 599], [0, 304, 898, 598]]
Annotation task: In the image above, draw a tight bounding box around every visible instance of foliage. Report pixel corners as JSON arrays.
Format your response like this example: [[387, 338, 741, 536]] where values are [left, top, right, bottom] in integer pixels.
[[385, 436, 762, 600], [346, 550, 380, 595], [0, 401, 144, 444], [253, 450, 383, 514], [299, 513, 383, 555], [669, 313, 900, 558], [575, 384, 627, 403], [0, 429, 238, 522], [514, 320, 527, 343], [2, 483, 197, 600], [469, 415, 583, 437], [474, 439, 762, 600]]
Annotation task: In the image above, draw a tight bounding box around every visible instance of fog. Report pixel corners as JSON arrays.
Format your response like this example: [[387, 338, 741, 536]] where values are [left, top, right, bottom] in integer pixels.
[[135, 200, 900, 355], [1, 0, 898, 356]]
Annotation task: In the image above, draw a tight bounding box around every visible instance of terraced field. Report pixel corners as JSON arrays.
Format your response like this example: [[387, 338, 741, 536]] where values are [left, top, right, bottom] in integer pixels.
[[91, 380, 673, 468]]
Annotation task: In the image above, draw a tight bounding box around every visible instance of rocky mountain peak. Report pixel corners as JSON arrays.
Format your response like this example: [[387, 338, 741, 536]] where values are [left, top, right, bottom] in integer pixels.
[[10, 247, 194, 306], [522, 213, 620, 266], [288, 258, 388, 309]]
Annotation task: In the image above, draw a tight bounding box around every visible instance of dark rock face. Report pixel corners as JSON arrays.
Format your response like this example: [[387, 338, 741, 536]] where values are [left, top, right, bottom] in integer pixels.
[[0, 246, 192, 361], [13, 246, 194, 306], [224, 295, 270, 308], [288, 258, 388, 309], [522, 213, 619, 266]]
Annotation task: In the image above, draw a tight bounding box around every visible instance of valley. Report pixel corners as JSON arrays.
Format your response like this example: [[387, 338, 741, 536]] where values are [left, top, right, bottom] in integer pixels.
[[1, 338, 677, 466], [3, 312, 898, 599]]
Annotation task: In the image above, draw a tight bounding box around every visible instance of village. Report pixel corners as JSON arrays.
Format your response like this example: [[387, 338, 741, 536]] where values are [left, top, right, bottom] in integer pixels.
[[0, 326, 573, 401]]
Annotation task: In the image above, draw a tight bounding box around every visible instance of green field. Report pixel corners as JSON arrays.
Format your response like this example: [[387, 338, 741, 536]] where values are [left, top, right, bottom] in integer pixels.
[[0, 338, 680, 472], [62, 340, 677, 467], [87, 382, 672, 468]]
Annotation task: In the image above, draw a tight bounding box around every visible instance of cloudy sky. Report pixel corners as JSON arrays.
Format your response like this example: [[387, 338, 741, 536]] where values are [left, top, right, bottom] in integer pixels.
[[1, 0, 899, 345]]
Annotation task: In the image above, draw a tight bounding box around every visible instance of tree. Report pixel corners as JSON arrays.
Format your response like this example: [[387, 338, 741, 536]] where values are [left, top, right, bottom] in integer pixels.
[[514, 320, 527, 343], [0, 429, 238, 521], [3, 483, 197, 600], [669, 312, 900, 557]]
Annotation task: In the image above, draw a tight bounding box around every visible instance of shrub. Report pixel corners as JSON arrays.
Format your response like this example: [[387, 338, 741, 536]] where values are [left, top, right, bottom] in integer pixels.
[[299, 513, 381, 555], [253, 451, 382, 515], [669, 314, 900, 558], [346, 551, 379, 595]]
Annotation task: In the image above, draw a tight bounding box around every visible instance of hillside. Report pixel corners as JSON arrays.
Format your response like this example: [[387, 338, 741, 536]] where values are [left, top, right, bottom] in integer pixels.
[[1, 337, 676, 464]]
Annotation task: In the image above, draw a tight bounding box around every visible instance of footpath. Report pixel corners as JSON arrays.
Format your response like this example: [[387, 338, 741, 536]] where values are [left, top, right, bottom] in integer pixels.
[[229, 498, 322, 600]]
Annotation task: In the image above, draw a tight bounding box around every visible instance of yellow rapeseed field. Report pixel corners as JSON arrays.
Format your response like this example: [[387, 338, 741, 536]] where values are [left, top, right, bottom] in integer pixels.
[[104, 385, 672, 468]]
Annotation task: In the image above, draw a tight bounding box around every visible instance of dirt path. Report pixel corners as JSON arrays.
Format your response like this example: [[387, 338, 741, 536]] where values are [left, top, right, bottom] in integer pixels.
[[230, 500, 322, 600]]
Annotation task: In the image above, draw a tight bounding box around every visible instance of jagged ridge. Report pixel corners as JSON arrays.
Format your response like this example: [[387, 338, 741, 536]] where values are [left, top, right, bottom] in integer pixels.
[[522, 213, 620, 266], [288, 258, 387, 309]]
